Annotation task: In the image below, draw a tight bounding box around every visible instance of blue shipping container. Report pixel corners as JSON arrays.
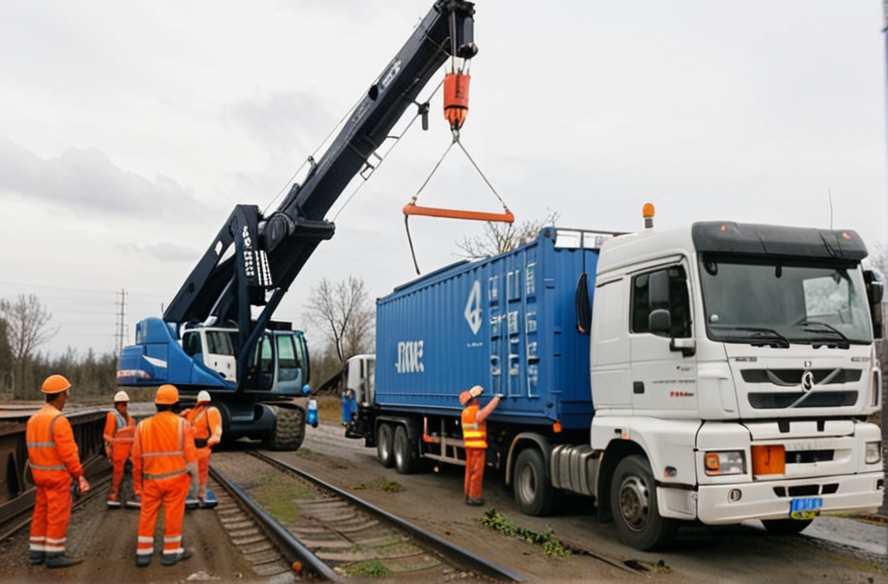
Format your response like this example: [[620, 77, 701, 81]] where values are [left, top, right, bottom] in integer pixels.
[[375, 228, 602, 431]]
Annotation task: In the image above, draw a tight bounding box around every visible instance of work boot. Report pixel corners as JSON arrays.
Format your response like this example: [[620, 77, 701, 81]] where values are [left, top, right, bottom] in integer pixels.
[[161, 548, 192, 566], [128, 495, 141, 509], [106, 492, 121, 508], [45, 553, 83, 569], [136, 554, 151, 568], [28, 551, 45, 565], [466, 497, 485, 506]]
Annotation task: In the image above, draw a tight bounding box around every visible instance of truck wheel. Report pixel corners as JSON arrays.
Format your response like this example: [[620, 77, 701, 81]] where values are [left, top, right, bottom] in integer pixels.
[[762, 518, 813, 535], [393, 425, 420, 474], [611, 455, 678, 551], [377, 423, 395, 468], [514, 448, 554, 516], [263, 405, 306, 451]]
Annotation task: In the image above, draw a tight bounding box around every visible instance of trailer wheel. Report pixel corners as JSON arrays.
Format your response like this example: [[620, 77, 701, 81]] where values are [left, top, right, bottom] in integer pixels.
[[762, 518, 813, 535], [514, 448, 554, 516], [263, 405, 306, 451], [377, 423, 395, 468], [393, 425, 420, 474], [611, 455, 678, 551]]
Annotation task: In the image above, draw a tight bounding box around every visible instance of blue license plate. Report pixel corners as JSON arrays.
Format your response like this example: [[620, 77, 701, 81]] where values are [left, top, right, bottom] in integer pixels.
[[789, 497, 822, 520]]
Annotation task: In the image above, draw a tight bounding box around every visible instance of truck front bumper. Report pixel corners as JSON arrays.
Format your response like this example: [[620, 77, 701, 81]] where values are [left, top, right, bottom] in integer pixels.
[[689, 472, 884, 525]]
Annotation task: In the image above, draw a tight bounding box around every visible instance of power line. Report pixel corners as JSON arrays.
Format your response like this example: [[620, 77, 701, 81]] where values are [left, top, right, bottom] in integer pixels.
[[0, 279, 166, 298]]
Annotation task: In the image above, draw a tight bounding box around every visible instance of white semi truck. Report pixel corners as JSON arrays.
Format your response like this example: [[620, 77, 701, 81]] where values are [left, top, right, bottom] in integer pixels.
[[343, 208, 885, 550]]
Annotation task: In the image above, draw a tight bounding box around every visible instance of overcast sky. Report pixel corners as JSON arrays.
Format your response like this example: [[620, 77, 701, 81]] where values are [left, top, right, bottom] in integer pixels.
[[0, 0, 885, 359]]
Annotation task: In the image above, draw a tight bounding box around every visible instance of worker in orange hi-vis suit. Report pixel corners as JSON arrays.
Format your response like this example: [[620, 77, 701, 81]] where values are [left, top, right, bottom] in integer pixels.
[[26, 374, 91, 569], [180, 390, 223, 506], [459, 385, 502, 506], [103, 390, 135, 508], [131, 384, 199, 568]]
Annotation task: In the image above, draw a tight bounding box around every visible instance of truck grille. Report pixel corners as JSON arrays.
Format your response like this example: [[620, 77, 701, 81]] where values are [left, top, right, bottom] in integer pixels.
[[773, 483, 839, 497], [740, 368, 861, 386], [748, 391, 858, 409]]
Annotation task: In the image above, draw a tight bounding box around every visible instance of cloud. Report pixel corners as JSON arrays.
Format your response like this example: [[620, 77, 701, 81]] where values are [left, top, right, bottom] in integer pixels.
[[0, 136, 206, 221]]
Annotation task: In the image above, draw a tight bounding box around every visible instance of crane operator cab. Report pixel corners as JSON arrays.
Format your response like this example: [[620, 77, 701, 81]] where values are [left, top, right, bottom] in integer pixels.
[[181, 320, 310, 395]]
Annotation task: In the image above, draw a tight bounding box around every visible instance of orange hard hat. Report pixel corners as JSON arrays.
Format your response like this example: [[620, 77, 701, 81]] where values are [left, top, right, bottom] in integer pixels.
[[459, 390, 472, 405], [155, 384, 179, 405], [41, 374, 71, 394]]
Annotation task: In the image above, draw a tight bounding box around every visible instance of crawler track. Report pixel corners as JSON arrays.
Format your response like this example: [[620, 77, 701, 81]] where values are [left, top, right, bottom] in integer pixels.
[[210, 450, 524, 582]]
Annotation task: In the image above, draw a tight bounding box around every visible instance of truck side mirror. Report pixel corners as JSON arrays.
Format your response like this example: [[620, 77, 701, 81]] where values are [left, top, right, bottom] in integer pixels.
[[864, 270, 883, 304], [649, 270, 670, 307], [864, 270, 883, 338], [648, 270, 671, 334], [649, 308, 671, 335]]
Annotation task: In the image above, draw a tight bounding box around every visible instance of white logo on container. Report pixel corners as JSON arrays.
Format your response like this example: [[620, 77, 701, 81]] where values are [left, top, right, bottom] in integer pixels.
[[464, 281, 482, 335]]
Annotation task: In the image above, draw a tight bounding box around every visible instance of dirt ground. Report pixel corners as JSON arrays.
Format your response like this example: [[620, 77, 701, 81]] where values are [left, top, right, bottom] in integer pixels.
[[0, 478, 280, 584], [1, 397, 884, 584], [270, 414, 888, 584]]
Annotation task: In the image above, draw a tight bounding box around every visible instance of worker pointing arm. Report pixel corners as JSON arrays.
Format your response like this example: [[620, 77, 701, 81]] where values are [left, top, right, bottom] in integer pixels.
[[460, 385, 501, 506]]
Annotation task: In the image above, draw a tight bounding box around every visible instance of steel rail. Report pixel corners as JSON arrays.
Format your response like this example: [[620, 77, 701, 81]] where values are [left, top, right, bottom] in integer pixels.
[[252, 450, 525, 582], [208, 465, 341, 581]]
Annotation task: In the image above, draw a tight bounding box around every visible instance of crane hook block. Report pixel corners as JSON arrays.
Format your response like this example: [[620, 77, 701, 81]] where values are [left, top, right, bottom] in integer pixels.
[[403, 203, 514, 224], [443, 73, 470, 130]]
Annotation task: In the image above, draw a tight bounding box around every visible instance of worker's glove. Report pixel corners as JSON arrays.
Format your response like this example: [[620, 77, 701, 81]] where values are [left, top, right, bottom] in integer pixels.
[[494, 393, 505, 399], [78, 475, 90, 495]]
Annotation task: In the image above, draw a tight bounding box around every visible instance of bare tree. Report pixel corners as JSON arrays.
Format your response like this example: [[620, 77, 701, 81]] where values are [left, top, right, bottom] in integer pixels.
[[456, 210, 560, 258], [0, 319, 11, 393], [304, 277, 374, 363], [867, 242, 888, 277], [0, 294, 58, 399]]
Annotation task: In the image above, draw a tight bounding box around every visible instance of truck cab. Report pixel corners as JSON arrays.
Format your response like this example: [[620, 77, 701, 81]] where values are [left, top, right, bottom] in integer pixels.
[[590, 221, 884, 549]]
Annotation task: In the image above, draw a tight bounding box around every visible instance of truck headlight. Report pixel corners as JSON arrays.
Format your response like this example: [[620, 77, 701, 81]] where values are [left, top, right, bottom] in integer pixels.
[[704, 451, 746, 475], [865, 441, 882, 464]]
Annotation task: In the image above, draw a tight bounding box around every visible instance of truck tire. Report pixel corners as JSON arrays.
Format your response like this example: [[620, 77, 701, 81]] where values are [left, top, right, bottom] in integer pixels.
[[611, 454, 678, 551], [377, 423, 395, 468], [514, 448, 554, 516], [762, 518, 813, 535], [263, 405, 306, 451], [393, 425, 420, 474]]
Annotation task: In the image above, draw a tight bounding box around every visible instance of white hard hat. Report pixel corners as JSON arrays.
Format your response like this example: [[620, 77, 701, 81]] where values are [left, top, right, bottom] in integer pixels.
[[113, 390, 130, 403], [196, 390, 211, 403]]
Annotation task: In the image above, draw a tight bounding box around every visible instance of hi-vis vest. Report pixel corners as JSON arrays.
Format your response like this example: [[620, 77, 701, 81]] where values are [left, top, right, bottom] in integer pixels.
[[461, 404, 487, 449], [183, 405, 222, 444], [104, 410, 135, 449], [26, 404, 83, 478], [135, 413, 189, 481]]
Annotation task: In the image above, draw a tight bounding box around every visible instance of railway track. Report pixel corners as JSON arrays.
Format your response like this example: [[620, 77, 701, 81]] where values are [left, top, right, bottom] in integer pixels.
[[210, 450, 525, 582]]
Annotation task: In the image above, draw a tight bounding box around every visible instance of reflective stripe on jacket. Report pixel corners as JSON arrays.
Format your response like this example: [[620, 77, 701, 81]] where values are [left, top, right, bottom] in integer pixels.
[[26, 404, 83, 477], [461, 404, 487, 449], [132, 411, 198, 491], [183, 404, 223, 445]]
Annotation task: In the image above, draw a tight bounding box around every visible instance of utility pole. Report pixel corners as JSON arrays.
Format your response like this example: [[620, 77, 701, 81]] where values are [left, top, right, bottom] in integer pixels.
[[114, 289, 127, 354]]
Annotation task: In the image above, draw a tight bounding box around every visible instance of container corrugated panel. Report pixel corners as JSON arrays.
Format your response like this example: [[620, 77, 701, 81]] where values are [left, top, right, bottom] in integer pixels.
[[375, 228, 599, 430]]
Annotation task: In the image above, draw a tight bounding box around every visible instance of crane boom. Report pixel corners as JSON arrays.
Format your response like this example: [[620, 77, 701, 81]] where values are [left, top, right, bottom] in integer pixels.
[[118, 1, 478, 451], [163, 0, 476, 387]]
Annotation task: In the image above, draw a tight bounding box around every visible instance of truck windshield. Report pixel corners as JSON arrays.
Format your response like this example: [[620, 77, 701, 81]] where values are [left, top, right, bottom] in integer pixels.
[[698, 255, 872, 346]]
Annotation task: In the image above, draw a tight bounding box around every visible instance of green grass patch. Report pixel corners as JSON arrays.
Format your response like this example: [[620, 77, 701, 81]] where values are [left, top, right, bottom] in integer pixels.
[[252, 472, 314, 524], [353, 478, 404, 493], [480, 508, 572, 559], [345, 559, 390, 577]]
